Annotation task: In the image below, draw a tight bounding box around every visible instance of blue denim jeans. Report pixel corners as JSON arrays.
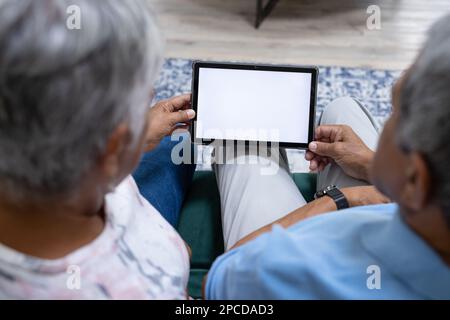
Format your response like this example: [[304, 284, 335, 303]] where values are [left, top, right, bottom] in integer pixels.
[[132, 134, 195, 227]]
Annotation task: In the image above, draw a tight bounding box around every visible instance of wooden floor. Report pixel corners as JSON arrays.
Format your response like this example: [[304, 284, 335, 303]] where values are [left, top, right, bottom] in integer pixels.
[[148, 0, 450, 70]]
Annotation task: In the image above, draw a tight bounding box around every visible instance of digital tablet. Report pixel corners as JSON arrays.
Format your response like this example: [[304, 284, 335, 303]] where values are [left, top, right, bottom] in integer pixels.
[[190, 61, 318, 148]]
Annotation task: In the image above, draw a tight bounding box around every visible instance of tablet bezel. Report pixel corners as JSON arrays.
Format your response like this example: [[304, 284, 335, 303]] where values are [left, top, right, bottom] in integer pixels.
[[190, 61, 318, 149]]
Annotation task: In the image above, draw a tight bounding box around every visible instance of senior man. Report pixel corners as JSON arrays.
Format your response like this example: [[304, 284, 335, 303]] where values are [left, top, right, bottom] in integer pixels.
[[205, 14, 450, 299]]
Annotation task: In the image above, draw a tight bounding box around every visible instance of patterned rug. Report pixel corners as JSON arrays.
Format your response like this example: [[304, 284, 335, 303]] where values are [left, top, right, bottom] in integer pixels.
[[154, 58, 401, 171]]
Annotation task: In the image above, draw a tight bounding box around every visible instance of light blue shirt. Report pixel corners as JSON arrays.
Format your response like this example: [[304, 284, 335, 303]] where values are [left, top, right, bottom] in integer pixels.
[[206, 204, 450, 299]]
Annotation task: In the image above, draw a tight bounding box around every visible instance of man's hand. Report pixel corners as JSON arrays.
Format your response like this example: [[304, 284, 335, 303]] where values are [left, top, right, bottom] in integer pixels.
[[305, 125, 374, 182], [144, 94, 195, 152], [342, 186, 390, 207]]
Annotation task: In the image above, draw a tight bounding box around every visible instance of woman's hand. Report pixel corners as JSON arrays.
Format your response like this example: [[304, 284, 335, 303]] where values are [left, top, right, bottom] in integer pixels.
[[342, 185, 390, 207], [144, 94, 195, 152], [305, 125, 374, 183]]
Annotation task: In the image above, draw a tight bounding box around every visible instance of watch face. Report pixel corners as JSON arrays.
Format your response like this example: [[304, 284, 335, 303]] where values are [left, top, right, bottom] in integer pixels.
[[327, 188, 341, 198], [315, 185, 337, 199], [315, 185, 349, 210]]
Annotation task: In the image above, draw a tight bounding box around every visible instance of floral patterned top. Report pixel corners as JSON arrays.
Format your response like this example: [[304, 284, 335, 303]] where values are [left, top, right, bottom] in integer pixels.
[[0, 176, 190, 299]]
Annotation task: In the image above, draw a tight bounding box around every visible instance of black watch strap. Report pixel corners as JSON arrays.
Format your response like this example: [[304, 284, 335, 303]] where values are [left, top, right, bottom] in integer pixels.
[[315, 185, 349, 210]]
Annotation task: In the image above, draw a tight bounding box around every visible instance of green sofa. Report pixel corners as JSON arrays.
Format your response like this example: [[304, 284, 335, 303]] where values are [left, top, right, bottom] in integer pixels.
[[176, 170, 317, 298]]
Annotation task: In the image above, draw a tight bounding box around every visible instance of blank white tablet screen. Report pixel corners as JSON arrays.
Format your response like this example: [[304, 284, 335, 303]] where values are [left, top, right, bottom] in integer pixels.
[[196, 68, 312, 143]]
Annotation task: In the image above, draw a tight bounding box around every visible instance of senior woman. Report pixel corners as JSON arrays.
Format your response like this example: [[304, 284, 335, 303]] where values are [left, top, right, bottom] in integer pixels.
[[0, 0, 195, 299]]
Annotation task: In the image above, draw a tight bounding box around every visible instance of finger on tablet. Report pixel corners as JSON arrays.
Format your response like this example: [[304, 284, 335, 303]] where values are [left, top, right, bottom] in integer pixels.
[[316, 125, 335, 140], [168, 109, 196, 126], [309, 158, 319, 171], [169, 94, 192, 111], [316, 125, 345, 143], [305, 150, 315, 161]]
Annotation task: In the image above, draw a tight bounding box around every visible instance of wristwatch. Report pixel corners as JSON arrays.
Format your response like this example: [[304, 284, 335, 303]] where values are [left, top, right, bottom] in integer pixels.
[[314, 185, 349, 210]]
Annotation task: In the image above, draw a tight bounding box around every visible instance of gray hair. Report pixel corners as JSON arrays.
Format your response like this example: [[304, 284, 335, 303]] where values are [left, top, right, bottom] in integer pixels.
[[0, 0, 163, 201], [398, 14, 450, 225]]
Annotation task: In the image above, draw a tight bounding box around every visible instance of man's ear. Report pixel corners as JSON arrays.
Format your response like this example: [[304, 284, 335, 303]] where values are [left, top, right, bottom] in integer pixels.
[[400, 152, 432, 212], [99, 123, 131, 182]]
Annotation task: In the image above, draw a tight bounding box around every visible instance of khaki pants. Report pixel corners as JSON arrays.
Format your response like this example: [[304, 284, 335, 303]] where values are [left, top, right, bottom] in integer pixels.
[[213, 97, 380, 250]]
